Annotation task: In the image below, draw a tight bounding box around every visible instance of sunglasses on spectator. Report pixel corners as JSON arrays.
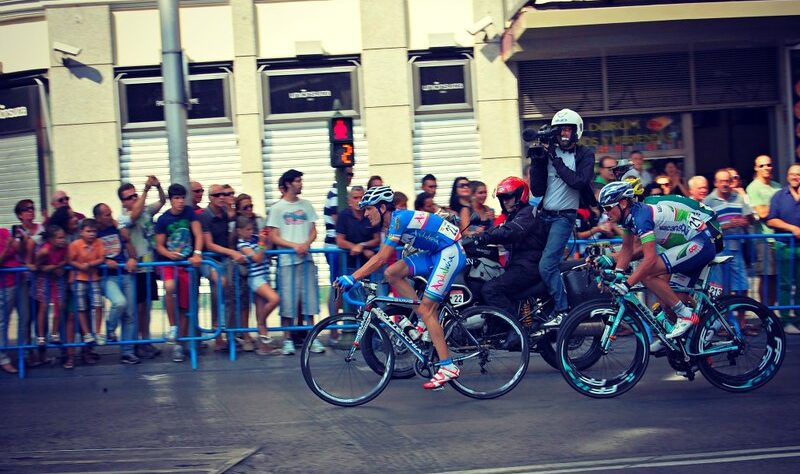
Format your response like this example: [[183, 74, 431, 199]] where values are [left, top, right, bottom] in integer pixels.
[[20, 206, 35, 212], [192, 188, 204, 194], [241, 204, 253, 211], [757, 164, 772, 169], [57, 196, 70, 203], [211, 192, 234, 198], [122, 193, 139, 201], [346, 173, 354, 177], [730, 175, 740, 180], [458, 183, 470, 188]]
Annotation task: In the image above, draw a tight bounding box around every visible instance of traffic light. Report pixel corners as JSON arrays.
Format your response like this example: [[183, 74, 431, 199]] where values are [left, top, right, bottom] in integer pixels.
[[329, 117, 355, 168]]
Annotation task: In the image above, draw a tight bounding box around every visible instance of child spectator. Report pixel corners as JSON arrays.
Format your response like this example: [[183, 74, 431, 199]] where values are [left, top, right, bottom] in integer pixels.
[[393, 191, 408, 210], [235, 217, 280, 355], [34, 225, 68, 347], [67, 219, 105, 366]]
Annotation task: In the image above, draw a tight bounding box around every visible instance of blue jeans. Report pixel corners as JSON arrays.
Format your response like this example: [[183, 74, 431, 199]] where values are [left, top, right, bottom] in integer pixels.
[[0, 280, 31, 366], [102, 273, 136, 356], [539, 213, 575, 312]]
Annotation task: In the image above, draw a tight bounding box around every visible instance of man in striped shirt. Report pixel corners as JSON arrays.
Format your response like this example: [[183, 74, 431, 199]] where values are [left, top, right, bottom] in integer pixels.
[[323, 167, 353, 318], [704, 169, 754, 314]]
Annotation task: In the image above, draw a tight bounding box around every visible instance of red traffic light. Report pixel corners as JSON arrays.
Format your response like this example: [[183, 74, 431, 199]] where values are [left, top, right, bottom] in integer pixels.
[[330, 117, 353, 142], [330, 117, 355, 168]]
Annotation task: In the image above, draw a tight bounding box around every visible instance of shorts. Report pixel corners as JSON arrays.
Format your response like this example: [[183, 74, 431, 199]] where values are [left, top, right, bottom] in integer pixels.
[[277, 261, 319, 318], [36, 274, 65, 305], [711, 248, 749, 292], [403, 242, 467, 303], [159, 265, 191, 310], [248, 274, 269, 293], [73, 280, 103, 312], [754, 239, 778, 276], [660, 233, 716, 282], [135, 272, 159, 304]]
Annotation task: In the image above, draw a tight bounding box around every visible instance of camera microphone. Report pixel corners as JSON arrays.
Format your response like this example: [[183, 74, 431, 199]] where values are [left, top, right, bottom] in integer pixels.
[[521, 128, 538, 142]]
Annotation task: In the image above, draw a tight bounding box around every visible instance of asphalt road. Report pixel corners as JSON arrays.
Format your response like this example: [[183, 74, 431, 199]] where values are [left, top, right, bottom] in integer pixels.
[[1, 337, 799, 474]]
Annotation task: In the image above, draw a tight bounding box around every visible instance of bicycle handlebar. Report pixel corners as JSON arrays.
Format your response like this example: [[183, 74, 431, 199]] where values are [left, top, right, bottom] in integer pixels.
[[341, 282, 366, 307]]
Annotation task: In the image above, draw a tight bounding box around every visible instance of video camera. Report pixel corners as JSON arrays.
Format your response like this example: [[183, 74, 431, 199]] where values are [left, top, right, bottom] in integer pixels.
[[522, 124, 560, 160]]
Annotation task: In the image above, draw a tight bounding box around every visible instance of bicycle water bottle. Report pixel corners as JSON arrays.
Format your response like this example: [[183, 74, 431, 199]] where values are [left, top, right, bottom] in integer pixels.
[[651, 303, 673, 332], [393, 315, 420, 340]]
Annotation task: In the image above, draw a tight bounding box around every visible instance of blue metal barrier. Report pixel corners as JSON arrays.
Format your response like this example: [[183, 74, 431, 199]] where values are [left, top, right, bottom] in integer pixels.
[[566, 233, 797, 315], [0, 259, 225, 378], [2, 234, 795, 376]]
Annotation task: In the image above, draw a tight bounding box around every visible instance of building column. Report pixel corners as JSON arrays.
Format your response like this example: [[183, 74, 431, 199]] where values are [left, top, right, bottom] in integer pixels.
[[46, 5, 119, 215], [230, 0, 265, 213], [360, 0, 415, 197], [473, 0, 523, 188]]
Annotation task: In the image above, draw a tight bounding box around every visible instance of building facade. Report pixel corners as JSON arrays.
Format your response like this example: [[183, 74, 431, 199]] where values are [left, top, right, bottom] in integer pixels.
[[1, 0, 798, 235]]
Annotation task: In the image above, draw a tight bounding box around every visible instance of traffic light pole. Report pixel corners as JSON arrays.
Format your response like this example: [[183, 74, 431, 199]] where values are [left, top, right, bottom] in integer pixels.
[[159, 0, 190, 192]]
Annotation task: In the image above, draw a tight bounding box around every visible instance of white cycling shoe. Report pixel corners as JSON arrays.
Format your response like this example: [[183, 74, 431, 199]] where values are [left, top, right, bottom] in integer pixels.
[[666, 314, 699, 339]]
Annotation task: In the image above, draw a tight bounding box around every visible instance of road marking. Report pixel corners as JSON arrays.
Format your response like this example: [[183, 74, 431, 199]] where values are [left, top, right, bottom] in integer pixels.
[[438, 445, 800, 474]]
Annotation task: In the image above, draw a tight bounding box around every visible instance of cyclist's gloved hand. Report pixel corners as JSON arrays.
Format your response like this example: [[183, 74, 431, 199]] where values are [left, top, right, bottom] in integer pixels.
[[609, 276, 630, 297], [596, 254, 616, 269], [335, 274, 356, 291]]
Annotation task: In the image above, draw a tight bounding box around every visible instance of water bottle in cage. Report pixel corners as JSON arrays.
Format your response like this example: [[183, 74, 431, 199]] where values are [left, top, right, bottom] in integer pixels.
[[393, 315, 420, 340]]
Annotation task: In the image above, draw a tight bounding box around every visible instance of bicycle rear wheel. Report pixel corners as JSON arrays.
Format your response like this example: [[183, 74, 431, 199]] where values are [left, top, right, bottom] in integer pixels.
[[557, 300, 648, 399], [300, 314, 394, 407], [443, 306, 529, 399], [691, 295, 785, 392]]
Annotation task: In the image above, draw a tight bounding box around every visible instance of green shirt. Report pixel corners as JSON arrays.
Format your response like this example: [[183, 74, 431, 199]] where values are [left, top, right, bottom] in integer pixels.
[[745, 179, 781, 234]]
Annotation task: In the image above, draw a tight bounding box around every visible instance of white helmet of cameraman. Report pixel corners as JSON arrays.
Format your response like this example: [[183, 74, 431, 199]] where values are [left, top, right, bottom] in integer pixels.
[[551, 108, 583, 149]]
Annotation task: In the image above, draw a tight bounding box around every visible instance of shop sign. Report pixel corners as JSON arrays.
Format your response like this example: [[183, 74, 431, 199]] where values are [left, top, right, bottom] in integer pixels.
[[418, 65, 467, 106], [123, 77, 228, 125], [524, 113, 683, 156], [267, 72, 353, 115], [0, 85, 39, 135]]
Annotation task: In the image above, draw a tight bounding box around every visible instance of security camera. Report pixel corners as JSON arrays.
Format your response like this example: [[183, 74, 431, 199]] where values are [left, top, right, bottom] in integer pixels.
[[467, 15, 493, 35], [53, 41, 81, 57]]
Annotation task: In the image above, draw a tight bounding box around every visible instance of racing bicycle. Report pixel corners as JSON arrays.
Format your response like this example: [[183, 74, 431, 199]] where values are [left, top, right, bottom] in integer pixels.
[[300, 281, 529, 407], [556, 255, 786, 398]]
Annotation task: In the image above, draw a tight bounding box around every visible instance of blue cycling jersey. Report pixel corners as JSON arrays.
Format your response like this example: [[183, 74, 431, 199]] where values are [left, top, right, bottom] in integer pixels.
[[384, 210, 460, 252]]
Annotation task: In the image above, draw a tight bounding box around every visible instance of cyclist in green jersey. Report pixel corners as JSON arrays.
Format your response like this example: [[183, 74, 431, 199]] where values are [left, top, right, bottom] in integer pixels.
[[596, 181, 721, 339]]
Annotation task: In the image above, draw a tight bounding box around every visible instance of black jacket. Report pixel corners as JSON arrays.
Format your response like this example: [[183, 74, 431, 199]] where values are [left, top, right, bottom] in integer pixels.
[[530, 144, 598, 209], [473, 205, 547, 267]]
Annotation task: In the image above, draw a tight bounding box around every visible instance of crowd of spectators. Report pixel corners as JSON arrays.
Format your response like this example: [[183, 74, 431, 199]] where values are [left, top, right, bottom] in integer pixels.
[[1, 152, 799, 375]]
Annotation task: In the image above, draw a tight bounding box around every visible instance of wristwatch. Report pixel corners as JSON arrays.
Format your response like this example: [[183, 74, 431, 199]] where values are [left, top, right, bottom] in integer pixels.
[[193, 250, 202, 255]]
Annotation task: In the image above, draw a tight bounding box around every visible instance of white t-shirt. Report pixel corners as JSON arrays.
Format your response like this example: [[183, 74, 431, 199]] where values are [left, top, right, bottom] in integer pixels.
[[266, 198, 318, 266]]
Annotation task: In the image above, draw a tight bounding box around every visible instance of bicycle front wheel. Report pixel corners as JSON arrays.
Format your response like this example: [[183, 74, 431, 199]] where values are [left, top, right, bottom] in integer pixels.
[[300, 314, 394, 407], [443, 306, 529, 399], [691, 295, 786, 392], [557, 299, 648, 399]]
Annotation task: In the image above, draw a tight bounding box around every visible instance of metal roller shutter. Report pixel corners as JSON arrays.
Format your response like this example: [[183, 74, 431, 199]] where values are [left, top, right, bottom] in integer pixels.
[[262, 120, 369, 285], [412, 112, 481, 198], [0, 133, 40, 227], [518, 47, 779, 118], [119, 127, 244, 202]]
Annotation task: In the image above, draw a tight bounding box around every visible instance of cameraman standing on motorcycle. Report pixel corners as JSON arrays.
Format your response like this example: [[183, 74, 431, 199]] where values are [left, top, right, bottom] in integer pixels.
[[529, 109, 597, 327], [462, 177, 546, 319]]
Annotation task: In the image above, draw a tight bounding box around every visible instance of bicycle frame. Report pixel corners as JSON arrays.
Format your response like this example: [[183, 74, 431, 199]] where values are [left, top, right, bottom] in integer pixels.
[[342, 284, 484, 368], [600, 262, 743, 358]]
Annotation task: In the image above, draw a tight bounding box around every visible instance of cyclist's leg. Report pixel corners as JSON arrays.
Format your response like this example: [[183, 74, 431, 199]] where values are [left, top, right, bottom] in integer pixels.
[[384, 259, 417, 300]]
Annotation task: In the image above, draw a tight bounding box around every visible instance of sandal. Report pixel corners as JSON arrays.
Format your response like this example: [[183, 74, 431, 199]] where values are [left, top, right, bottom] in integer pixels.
[[258, 334, 273, 345], [62, 358, 75, 369]]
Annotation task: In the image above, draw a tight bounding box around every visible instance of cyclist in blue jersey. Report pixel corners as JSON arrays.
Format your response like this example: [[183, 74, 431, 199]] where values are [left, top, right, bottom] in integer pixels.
[[333, 186, 466, 390], [597, 181, 719, 340]]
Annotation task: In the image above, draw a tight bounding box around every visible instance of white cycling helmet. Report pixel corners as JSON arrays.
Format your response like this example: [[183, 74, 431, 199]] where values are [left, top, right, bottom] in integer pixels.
[[551, 108, 584, 149], [358, 185, 394, 209]]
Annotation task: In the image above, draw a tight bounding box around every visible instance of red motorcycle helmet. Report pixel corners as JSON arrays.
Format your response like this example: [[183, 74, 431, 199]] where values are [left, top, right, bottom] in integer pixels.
[[494, 176, 530, 214]]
